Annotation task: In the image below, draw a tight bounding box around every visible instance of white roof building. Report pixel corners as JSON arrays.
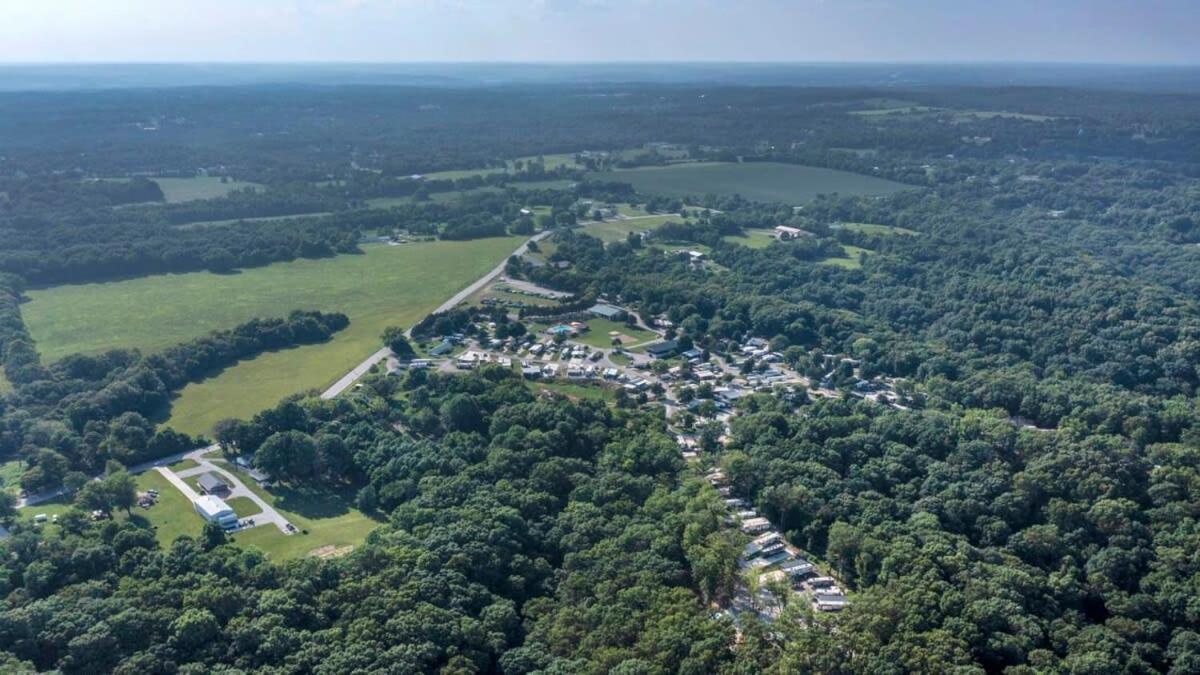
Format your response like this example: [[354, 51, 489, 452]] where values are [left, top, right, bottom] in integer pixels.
[[194, 495, 238, 528]]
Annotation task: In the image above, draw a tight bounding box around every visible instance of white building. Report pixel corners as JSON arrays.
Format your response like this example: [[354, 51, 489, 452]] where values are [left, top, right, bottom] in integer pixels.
[[194, 495, 238, 529]]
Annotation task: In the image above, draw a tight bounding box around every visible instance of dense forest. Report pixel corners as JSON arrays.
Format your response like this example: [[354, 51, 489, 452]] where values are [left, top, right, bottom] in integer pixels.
[[1, 78, 1200, 672]]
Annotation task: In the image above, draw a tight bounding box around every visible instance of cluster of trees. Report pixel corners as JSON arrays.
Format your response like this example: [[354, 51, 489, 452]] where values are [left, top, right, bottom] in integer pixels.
[[722, 396, 1200, 673], [0, 176, 163, 214], [0, 368, 744, 673], [2, 310, 348, 489]]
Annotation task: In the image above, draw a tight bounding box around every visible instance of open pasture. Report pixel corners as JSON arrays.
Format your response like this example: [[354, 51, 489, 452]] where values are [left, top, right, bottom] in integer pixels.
[[24, 238, 521, 435], [153, 176, 261, 202], [601, 162, 911, 205]]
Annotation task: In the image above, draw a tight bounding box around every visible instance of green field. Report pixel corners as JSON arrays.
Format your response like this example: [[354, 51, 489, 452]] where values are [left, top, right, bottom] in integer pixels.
[[600, 162, 911, 205], [723, 228, 777, 249], [819, 245, 873, 269], [532, 381, 616, 403], [0, 459, 23, 495], [217, 462, 380, 559], [0, 370, 11, 396], [153, 176, 261, 203], [836, 222, 918, 236], [226, 496, 260, 519], [575, 317, 657, 348], [136, 471, 205, 545], [25, 238, 521, 435], [581, 215, 681, 243]]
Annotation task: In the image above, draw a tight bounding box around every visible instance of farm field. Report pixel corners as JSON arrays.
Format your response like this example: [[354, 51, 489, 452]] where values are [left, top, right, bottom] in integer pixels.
[[581, 215, 681, 243], [835, 222, 918, 236], [723, 228, 777, 248], [24, 238, 521, 435], [153, 176, 261, 203], [600, 162, 912, 205]]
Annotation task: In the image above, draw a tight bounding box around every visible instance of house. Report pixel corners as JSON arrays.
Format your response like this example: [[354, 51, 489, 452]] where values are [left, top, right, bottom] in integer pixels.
[[812, 592, 850, 612], [588, 303, 627, 321], [429, 340, 455, 357], [551, 260, 572, 269], [714, 387, 749, 406], [197, 473, 228, 495], [741, 517, 772, 534], [455, 352, 479, 369], [645, 340, 679, 359], [522, 366, 542, 379], [681, 347, 704, 361], [194, 495, 238, 529], [774, 225, 812, 240], [781, 559, 816, 577]]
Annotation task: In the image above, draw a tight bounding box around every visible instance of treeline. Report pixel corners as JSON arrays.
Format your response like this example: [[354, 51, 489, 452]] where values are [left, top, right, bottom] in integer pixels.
[[0, 274, 46, 386], [0, 215, 364, 285], [3, 310, 348, 489], [0, 368, 744, 673], [0, 176, 163, 215]]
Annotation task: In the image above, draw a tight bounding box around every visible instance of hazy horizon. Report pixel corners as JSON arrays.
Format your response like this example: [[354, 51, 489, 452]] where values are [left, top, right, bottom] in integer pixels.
[[2, 1, 1197, 65]]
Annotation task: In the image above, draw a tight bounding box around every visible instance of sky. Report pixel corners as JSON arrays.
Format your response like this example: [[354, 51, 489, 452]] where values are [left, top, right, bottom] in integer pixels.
[[1, 0, 1197, 64]]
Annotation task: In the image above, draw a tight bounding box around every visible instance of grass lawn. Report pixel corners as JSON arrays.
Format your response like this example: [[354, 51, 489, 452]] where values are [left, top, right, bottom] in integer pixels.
[[836, 222, 918, 236], [575, 318, 657, 348], [153, 177, 261, 203], [0, 370, 11, 396], [167, 458, 199, 473], [25, 238, 521, 436], [133, 471, 205, 546], [581, 215, 681, 243], [0, 458, 23, 495], [423, 167, 507, 181], [819, 245, 873, 269], [600, 162, 912, 205], [217, 462, 381, 559], [512, 153, 582, 171], [226, 496, 260, 519], [16, 496, 74, 536], [532, 381, 616, 403], [609, 352, 632, 366], [722, 228, 777, 249]]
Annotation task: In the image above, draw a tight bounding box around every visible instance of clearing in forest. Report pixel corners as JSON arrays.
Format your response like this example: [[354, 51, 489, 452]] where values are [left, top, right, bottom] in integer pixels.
[[600, 162, 911, 205], [153, 176, 262, 202], [24, 238, 522, 435]]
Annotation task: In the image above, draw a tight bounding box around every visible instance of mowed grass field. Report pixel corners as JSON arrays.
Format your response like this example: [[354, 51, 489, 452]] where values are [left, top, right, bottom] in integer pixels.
[[836, 222, 918, 236], [153, 176, 262, 203], [215, 460, 380, 559], [723, 228, 777, 249], [601, 162, 912, 205], [581, 215, 682, 243], [25, 238, 521, 435]]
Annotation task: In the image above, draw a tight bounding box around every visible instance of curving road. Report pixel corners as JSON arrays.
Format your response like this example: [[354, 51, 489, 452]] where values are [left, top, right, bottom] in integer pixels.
[[320, 230, 553, 400]]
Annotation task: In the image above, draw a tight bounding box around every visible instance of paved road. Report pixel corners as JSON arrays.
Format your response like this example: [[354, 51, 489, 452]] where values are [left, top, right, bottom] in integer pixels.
[[174, 450, 291, 533], [320, 230, 553, 400], [19, 443, 293, 535]]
